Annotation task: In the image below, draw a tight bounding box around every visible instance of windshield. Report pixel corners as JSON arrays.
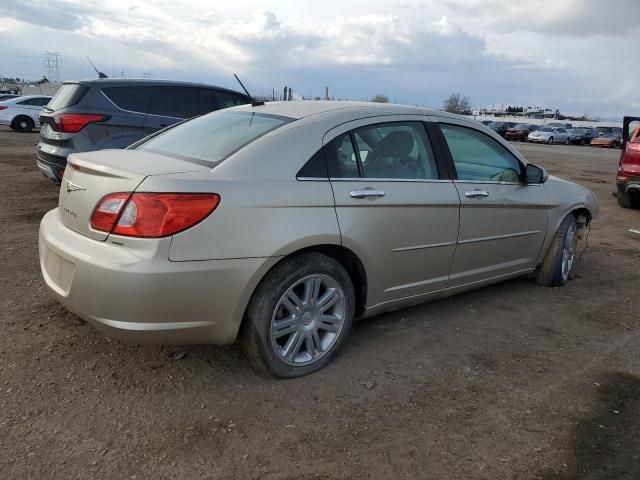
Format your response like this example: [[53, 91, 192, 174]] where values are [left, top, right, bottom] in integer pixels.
[[137, 110, 291, 165], [538, 127, 553, 132], [513, 124, 529, 129]]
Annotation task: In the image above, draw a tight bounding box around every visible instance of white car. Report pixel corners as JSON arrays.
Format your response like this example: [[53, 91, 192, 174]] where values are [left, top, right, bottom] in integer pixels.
[[0, 95, 51, 132], [528, 127, 570, 145]]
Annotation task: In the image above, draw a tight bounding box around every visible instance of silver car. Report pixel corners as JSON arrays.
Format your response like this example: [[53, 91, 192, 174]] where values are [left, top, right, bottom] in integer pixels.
[[528, 126, 571, 144], [39, 102, 599, 377]]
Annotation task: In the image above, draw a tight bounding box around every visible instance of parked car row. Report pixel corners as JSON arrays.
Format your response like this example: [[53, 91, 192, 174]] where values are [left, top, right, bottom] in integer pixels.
[[478, 119, 623, 147]]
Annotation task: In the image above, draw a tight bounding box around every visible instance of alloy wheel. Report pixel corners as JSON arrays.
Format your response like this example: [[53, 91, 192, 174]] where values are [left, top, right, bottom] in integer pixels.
[[270, 274, 346, 366], [561, 223, 577, 282]]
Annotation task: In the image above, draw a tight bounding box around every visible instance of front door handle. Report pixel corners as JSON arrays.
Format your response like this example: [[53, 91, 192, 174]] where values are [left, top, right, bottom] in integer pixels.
[[350, 189, 385, 199], [464, 190, 489, 198]]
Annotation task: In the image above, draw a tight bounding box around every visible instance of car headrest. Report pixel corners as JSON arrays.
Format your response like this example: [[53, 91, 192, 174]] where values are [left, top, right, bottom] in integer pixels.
[[375, 131, 414, 157]]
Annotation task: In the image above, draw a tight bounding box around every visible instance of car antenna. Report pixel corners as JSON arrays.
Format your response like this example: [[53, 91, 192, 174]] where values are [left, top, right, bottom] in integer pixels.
[[234, 74, 264, 106], [86, 56, 109, 79]]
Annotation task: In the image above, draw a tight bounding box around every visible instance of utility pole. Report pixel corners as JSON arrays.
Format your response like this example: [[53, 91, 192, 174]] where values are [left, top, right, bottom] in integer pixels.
[[43, 51, 62, 83]]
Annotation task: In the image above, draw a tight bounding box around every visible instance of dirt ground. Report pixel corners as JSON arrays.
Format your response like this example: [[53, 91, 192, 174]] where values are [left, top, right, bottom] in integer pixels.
[[1, 126, 639, 480]]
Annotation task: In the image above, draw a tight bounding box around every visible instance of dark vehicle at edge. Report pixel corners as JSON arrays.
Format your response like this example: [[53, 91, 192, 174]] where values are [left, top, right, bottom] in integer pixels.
[[36, 79, 250, 183], [504, 123, 538, 141], [487, 121, 517, 137]]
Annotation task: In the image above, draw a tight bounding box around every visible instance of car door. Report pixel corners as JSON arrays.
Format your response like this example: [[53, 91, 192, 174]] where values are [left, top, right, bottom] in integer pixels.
[[436, 120, 549, 286], [557, 128, 568, 142], [326, 117, 460, 308]]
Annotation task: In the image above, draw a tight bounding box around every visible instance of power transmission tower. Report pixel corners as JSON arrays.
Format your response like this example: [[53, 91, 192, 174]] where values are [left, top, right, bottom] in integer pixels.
[[43, 51, 62, 82]]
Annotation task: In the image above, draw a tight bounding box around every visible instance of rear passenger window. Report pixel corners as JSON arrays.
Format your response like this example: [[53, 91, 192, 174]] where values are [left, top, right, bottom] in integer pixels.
[[148, 87, 215, 118], [440, 124, 522, 183], [325, 123, 439, 179], [102, 87, 153, 113], [215, 91, 249, 108]]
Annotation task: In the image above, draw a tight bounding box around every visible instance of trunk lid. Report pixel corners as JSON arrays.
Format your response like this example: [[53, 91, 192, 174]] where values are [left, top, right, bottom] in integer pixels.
[[58, 149, 210, 240]]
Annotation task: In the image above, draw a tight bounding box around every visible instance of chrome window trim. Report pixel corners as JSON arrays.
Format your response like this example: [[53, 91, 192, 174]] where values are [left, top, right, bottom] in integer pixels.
[[329, 177, 453, 183], [296, 177, 453, 183], [453, 180, 525, 186], [100, 90, 185, 120]]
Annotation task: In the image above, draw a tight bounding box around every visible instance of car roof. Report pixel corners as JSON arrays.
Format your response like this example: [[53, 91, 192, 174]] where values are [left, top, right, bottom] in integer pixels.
[[64, 78, 246, 95], [2, 95, 51, 101], [228, 100, 449, 121]]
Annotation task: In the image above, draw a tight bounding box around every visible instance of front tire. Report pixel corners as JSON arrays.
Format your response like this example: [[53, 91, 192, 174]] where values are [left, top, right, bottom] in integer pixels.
[[533, 215, 578, 287], [564, 137, 570, 145], [242, 252, 355, 378], [11, 116, 35, 132], [548, 137, 554, 144]]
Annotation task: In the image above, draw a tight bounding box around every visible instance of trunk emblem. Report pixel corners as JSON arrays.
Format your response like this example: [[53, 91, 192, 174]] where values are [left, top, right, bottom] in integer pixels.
[[66, 180, 86, 193]]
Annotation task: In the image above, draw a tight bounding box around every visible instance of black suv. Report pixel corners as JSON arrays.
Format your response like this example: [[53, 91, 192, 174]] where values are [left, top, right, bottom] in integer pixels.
[[36, 79, 250, 182]]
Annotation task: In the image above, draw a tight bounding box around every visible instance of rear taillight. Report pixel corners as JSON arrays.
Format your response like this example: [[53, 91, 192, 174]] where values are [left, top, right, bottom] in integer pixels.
[[0, 106, 7, 111], [91, 192, 220, 238], [627, 142, 640, 152], [54, 113, 107, 133]]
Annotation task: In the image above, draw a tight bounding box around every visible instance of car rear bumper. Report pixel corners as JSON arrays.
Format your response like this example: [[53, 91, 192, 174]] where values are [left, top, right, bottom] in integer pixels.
[[39, 209, 275, 345], [617, 178, 640, 194]]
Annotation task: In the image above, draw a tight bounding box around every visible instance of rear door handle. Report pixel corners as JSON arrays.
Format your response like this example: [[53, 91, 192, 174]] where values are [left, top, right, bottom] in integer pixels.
[[350, 189, 385, 199], [464, 190, 489, 198]]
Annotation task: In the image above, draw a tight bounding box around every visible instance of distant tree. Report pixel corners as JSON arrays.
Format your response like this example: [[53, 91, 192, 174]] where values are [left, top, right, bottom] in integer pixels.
[[443, 93, 471, 114], [370, 94, 389, 103]]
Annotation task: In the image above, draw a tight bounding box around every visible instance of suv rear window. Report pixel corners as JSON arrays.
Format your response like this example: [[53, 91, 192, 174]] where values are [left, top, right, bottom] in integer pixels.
[[137, 111, 291, 165], [102, 86, 154, 114], [46, 84, 89, 111]]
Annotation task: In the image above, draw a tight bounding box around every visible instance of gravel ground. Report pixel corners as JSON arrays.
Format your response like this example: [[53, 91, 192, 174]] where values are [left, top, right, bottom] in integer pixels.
[[1, 127, 639, 480]]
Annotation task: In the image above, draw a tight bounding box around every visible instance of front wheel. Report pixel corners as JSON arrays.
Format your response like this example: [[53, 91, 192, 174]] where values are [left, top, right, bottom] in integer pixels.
[[547, 137, 554, 144], [564, 137, 570, 145], [533, 215, 578, 287], [242, 252, 355, 378]]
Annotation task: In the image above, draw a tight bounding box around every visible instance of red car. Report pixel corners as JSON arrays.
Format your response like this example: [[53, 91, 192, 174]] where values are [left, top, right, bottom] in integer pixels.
[[616, 116, 640, 208], [505, 123, 538, 141]]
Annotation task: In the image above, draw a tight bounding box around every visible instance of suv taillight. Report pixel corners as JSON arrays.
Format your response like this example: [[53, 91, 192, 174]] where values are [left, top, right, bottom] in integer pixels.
[[54, 113, 107, 133], [91, 192, 220, 238]]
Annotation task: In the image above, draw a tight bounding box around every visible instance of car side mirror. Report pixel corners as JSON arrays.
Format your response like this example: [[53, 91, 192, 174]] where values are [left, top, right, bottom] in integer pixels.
[[524, 163, 548, 184]]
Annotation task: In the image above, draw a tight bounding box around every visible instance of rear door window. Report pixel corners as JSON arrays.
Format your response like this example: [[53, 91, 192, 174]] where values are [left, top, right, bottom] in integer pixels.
[[102, 86, 154, 114], [148, 87, 216, 119]]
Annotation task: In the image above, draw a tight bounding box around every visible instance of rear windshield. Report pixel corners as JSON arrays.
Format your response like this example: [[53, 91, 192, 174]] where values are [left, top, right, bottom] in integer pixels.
[[137, 110, 291, 165], [46, 84, 89, 111]]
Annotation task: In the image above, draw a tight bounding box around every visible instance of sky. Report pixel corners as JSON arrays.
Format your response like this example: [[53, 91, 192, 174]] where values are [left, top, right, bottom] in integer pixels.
[[1, 0, 639, 118]]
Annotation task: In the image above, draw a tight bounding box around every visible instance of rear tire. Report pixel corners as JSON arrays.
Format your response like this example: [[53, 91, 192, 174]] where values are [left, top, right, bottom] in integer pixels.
[[241, 252, 355, 378], [11, 116, 35, 132], [617, 190, 638, 209], [533, 215, 578, 287]]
